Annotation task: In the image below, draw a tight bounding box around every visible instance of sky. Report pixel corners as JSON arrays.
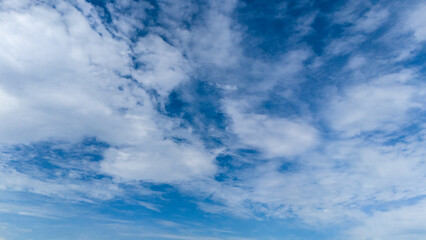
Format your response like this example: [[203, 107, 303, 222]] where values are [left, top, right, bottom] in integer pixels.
[[0, 0, 425, 239]]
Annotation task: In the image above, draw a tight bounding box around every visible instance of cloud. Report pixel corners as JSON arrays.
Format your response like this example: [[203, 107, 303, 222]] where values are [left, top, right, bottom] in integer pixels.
[[344, 55, 366, 70], [190, 126, 426, 230], [140, 233, 223, 240], [293, 11, 318, 38], [347, 199, 426, 240], [105, 0, 152, 37], [0, 0, 131, 144], [324, 35, 365, 56], [0, 0, 218, 201], [224, 101, 318, 158], [0, 149, 122, 201], [132, 34, 191, 96], [406, 3, 426, 42], [101, 141, 216, 183], [353, 6, 389, 33], [187, 4, 241, 68], [0, 201, 61, 219], [2, 0, 426, 239], [164, 0, 241, 69], [325, 70, 423, 137], [137, 201, 161, 212]]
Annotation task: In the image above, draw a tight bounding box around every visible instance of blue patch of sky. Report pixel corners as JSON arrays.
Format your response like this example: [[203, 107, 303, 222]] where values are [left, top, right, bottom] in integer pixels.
[[0, 189, 337, 240], [164, 79, 229, 148], [236, 0, 300, 59], [361, 195, 426, 215], [2, 138, 110, 180]]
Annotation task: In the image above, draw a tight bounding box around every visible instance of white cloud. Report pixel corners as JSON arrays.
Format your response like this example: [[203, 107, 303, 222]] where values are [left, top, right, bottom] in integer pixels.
[[325, 35, 365, 56], [0, 0, 218, 197], [332, 0, 388, 34], [190, 127, 426, 231], [0, 160, 122, 201], [345, 55, 366, 70], [292, 11, 318, 39], [137, 201, 161, 212], [332, 0, 369, 25], [324, 2, 389, 59], [0, 87, 19, 115], [347, 199, 426, 240], [373, 1, 426, 62], [101, 141, 216, 183], [354, 6, 389, 33], [406, 3, 426, 42], [0, 201, 59, 219], [2, 1, 426, 239], [177, 0, 241, 68], [241, 49, 312, 94], [132, 34, 191, 96], [325, 70, 423, 137], [105, 0, 151, 37], [224, 101, 318, 158], [140, 233, 222, 240], [0, 0, 131, 144]]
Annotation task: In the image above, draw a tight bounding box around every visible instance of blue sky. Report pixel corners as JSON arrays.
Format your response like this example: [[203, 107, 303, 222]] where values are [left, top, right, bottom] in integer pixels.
[[0, 0, 425, 239]]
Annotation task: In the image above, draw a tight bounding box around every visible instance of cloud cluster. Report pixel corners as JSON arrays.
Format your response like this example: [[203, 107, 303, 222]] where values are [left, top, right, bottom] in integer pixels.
[[0, 0, 216, 199], [1, 0, 426, 239]]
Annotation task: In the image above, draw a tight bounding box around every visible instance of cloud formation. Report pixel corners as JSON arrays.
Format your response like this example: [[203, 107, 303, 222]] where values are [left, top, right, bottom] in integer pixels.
[[1, 0, 426, 239]]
